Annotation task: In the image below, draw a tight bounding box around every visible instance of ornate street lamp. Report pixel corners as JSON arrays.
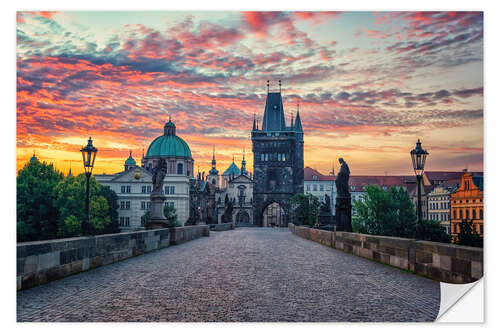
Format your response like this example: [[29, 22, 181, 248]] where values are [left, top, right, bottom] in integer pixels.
[[80, 137, 98, 235], [410, 139, 428, 236]]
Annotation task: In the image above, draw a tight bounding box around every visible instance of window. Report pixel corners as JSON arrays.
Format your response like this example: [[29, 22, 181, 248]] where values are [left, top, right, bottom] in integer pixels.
[[459, 210, 463, 219], [480, 209, 483, 219], [142, 186, 147, 193], [177, 163, 183, 175], [465, 209, 469, 220], [125, 201, 130, 210], [277, 153, 281, 161], [265, 154, 269, 161], [120, 201, 125, 210], [141, 201, 146, 210], [306, 184, 311, 191], [121, 186, 126, 193], [147, 186, 151, 193], [282, 153, 286, 161], [119, 216, 124, 226], [320, 184, 324, 191], [126, 185, 131, 193], [165, 186, 170, 194], [170, 186, 175, 194], [453, 210, 457, 220], [480, 225, 483, 234], [313, 184, 317, 191], [261, 154, 265, 161], [147, 202, 151, 209], [473, 210, 476, 220], [125, 217, 130, 227]]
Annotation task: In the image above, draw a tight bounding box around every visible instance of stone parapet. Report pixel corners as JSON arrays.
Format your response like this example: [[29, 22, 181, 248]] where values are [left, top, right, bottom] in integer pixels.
[[209, 223, 236, 231], [17, 225, 209, 291], [291, 225, 483, 284]]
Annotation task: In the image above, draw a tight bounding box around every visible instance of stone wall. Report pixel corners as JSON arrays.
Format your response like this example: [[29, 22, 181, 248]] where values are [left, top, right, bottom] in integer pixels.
[[209, 222, 235, 231], [290, 225, 483, 284], [17, 225, 209, 291]]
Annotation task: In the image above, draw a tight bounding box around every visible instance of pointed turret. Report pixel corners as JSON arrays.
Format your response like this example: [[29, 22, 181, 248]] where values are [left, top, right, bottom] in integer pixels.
[[261, 81, 286, 132], [241, 148, 248, 176], [209, 147, 219, 175], [252, 113, 257, 131], [294, 104, 303, 133]]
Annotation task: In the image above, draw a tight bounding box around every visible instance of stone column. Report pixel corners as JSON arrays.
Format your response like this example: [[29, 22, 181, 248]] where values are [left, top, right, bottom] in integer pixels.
[[147, 192, 169, 229], [335, 195, 352, 232]]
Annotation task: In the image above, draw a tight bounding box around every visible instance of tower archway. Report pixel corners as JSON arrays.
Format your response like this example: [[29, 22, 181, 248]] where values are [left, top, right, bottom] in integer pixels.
[[261, 202, 286, 227]]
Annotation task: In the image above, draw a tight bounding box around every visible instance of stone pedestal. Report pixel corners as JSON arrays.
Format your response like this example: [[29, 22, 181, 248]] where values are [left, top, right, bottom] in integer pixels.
[[147, 192, 169, 229], [335, 196, 352, 232]]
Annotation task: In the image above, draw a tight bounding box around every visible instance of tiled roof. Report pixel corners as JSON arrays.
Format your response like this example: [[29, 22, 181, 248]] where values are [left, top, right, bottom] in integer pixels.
[[349, 175, 406, 192], [304, 167, 335, 181]]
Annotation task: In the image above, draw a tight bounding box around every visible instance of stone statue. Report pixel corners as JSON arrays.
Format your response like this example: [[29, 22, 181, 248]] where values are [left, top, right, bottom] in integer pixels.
[[152, 159, 168, 193], [323, 194, 331, 213], [335, 157, 352, 232], [335, 157, 350, 198]]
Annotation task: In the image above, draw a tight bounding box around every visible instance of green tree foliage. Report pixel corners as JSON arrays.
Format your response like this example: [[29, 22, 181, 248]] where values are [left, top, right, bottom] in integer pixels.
[[456, 220, 483, 248], [291, 193, 321, 227], [17, 160, 64, 242], [54, 174, 113, 238], [353, 185, 416, 238], [419, 220, 452, 243], [97, 185, 120, 234], [353, 185, 451, 243]]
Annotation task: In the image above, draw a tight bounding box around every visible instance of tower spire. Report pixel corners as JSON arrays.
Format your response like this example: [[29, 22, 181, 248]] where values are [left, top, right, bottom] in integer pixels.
[[241, 147, 247, 175], [252, 112, 257, 131]]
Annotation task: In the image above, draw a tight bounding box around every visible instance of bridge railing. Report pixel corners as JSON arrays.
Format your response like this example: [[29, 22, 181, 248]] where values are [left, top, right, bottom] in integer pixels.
[[17, 225, 209, 291], [289, 223, 483, 284]]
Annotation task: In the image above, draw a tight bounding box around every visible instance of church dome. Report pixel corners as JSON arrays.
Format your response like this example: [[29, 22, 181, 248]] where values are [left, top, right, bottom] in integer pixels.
[[29, 153, 38, 162], [146, 119, 192, 159], [125, 151, 136, 166]]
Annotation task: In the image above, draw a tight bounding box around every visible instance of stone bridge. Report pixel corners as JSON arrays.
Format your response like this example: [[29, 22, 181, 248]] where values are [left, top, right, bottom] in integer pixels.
[[17, 228, 441, 322]]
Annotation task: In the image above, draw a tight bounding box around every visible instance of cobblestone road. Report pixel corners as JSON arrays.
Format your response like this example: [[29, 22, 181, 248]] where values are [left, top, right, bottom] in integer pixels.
[[17, 228, 440, 322]]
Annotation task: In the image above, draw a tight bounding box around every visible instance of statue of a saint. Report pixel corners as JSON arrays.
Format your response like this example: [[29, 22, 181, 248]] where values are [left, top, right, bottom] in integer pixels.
[[335, 158, 350, 198], [152, 159, 168, 194]]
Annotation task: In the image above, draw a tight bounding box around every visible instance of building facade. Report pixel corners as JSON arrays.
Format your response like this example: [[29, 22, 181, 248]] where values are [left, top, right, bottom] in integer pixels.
[[95, 156, 154, 231], [450, 171, 484, 240], [427, 185, 457, 234], [304, 166, 336, 213], [251, 85, 304, 227]]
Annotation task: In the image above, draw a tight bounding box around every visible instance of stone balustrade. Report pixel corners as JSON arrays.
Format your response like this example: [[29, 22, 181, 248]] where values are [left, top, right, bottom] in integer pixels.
[[17, 225, 209, 291], [209, 222, 236, 231], [289, 223, 483, 284]]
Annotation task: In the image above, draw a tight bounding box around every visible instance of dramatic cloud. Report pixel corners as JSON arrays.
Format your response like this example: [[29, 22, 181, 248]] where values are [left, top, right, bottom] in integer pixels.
[[16, 11, 483, 175]]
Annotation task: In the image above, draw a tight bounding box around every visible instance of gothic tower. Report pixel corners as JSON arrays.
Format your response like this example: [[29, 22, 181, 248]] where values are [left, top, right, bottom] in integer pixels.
[[207, 147, 219, 187], [252, 81, 304, 227]]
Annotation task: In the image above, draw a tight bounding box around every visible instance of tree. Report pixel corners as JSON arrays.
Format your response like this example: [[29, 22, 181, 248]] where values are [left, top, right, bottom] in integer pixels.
[[97, 185, 120, 234], [291, 193, 321, 227], [17, 160, 64, 242], [54, 174, 112, 238], [352, 185, 416, 238], [419, 220, 451, 243], [456, 219, 483, 248]]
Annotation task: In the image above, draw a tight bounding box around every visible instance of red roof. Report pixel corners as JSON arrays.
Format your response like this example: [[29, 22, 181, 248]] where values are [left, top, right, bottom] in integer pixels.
[[348, 175, 406, 192], [304, 167, 335, 181]]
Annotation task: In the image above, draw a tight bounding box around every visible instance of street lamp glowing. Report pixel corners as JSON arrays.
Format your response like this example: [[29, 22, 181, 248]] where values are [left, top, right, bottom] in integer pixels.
[[410, 139, 428, 238], [81, 137, 98, 174], [80, 137, 98, 236], [410, 139, 428, 177]]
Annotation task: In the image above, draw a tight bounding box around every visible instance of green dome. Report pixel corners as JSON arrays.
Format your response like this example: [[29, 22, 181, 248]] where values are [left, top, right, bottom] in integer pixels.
[[146, 134, 192, 159], [125, 152, 136, 166]]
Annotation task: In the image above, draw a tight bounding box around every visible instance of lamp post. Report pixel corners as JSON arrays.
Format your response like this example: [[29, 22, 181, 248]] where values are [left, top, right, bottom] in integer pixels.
[[410, 139, 429, 237], [80, 137, 98, 235]]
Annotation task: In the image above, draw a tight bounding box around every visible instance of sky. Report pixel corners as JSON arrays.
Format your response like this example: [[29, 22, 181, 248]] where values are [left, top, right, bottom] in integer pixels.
[[16, 11, 483, 176]]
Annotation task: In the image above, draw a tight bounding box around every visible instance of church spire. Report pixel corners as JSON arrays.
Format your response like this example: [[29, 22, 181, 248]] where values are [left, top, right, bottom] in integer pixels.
[[241, 148, 247, 175], [294, 103, 303, 133], [252, 112, 257, 131]]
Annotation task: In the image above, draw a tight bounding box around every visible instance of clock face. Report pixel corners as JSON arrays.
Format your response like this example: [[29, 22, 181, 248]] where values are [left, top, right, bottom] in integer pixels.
[[273, 105, 278, 110], [134, 172, 141, 179]]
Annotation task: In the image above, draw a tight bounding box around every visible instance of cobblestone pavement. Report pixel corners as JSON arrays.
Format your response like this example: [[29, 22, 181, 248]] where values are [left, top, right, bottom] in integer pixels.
[[17, 228, 440, 322]]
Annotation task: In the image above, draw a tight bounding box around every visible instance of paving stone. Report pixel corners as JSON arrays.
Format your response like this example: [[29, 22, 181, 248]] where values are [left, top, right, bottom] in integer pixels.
[[17, 228, 440, 322]]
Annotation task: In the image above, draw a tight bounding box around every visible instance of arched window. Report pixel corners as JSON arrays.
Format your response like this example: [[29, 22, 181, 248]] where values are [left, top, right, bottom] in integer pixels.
[[453, 209, 457, 219], [459, 210, 463, 220], [472, 210, 476, 220], [177, 163, 183, 175], [465, 209, 469, 220]]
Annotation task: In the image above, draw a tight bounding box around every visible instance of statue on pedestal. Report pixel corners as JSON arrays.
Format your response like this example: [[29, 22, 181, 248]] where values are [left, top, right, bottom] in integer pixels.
[[147, 159, 169, 229], [335, 158, 352, 232]]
